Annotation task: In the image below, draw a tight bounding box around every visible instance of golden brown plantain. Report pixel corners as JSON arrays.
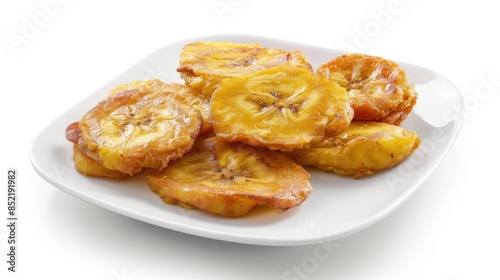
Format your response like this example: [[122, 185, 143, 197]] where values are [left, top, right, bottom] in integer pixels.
[[290, 121, 421, 178], [72, 144, 127, 178], [316, 53, 417, 125], [108, 80, 212, 133], [79, 88, 203, 175], [177, 41, 313, 96], [148, 137, 312, 217], [210, 64, 353, 151]]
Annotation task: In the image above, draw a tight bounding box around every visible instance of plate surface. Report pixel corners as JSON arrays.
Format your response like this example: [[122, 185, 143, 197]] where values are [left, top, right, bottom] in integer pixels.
[[30, 34, 464, 246]]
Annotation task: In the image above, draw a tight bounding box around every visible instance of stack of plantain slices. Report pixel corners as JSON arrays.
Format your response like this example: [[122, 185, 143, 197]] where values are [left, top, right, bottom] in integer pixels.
[[64, 41, 421, 217]]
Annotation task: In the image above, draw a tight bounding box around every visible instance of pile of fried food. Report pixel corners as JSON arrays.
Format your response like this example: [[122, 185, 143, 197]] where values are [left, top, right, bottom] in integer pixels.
[[65, 41, 420, 217]]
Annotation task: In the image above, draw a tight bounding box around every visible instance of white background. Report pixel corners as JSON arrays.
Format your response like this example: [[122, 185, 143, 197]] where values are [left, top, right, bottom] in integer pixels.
[[1, 0, 499, 279]]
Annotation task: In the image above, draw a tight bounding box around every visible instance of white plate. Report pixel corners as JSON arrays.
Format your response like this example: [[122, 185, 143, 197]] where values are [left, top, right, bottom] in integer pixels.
[[30, 34, 464, 246]]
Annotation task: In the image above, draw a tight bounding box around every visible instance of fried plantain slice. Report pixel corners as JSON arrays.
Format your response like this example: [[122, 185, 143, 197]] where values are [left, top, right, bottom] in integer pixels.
[[79, 88, 203, 175], [210, 64, 354, 151], [108, 80, 212, 133], [65, 121, 103, 162], [72, 144, 127, 178], [65, 122, 125, 178], [177, 41, 313, 96], [316, 53, 417, 125], [147, 137, 312, 217], [289, 121, 421, 178]]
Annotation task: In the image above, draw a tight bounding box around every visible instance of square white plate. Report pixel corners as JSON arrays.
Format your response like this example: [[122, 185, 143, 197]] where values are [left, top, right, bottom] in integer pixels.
[[30, 34, 464, 246]]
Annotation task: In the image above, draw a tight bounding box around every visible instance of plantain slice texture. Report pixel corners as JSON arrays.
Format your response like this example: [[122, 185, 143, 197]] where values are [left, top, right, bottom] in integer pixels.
[[177, 41, 313, 96], [65, 121, 126, 178], [210, 64, 354, 152], [316, 53, 417, 125], [147, 137, 312, 217], [107, 79, 212, 133], [72, 144, 127, 178], [289, 121, 421, 179], [79, 87, 203, 175]]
